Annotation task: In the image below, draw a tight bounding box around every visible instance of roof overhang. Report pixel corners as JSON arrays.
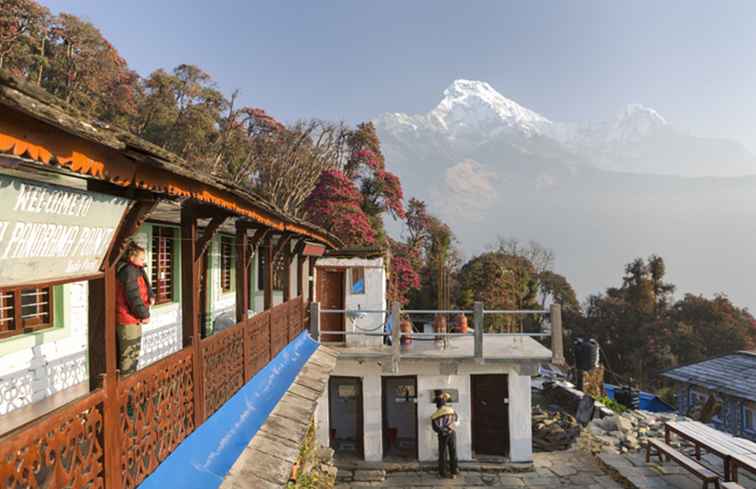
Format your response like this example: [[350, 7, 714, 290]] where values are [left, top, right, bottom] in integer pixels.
[[0, 72, 342, 249]]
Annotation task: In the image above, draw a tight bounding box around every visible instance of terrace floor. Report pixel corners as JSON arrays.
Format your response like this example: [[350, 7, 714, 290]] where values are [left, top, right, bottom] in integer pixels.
[[326, 335, 552, 362], [336, 450, 624, 488]]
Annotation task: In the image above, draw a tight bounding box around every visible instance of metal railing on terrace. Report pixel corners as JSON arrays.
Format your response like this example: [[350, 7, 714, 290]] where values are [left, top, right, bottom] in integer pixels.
[[308, 301, 566, 366]]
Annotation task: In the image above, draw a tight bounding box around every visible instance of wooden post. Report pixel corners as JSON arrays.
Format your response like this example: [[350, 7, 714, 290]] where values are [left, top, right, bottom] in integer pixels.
[[310, 302, 320, 340], [181, 206, 205, 425], [550, 303, 566, 366], [308, 256, 317, 301], [235, 222, 249, 323], [474, 302, 484, 361], [89, 269, 120, 489], [297, 254, 306, 298], [263, 234, 273, 310], [282, 249, 292, 303]]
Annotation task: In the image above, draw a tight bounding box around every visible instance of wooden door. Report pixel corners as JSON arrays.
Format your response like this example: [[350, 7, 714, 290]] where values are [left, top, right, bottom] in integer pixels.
[[471, 374, 509, 457], [382, 376, 418, 459], [328, 377, 364, 458], [317, 269, 344, 342]]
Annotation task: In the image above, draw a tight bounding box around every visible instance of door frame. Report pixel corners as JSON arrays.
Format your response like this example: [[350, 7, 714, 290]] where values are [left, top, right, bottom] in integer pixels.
[[328, 376, 365, 459], [316, 266, 346, 341], [470, 374, 510, 458], [381, 375, 419, 460]]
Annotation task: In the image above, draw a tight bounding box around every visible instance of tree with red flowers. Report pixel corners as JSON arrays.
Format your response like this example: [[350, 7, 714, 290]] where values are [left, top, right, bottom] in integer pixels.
[[303, 169, 375, 246]]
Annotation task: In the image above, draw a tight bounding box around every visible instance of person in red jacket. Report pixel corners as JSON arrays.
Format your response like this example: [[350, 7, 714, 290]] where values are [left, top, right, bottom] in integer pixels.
[[116, 242, 155, 375]]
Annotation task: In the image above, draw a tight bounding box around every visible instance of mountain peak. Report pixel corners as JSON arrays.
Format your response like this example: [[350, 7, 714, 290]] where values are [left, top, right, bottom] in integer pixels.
[[432, 79, 551, 136], [617, 103, 667, 125], [608, 103, 668, 143]]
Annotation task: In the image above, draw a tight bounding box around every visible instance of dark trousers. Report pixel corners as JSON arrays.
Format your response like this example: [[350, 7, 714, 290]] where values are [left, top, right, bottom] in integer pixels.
[[437, 432, 458, 477]]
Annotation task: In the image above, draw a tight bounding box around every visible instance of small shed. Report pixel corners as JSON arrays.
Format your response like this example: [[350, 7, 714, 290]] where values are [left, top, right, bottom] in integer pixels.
[[314, 247, 386, 347]]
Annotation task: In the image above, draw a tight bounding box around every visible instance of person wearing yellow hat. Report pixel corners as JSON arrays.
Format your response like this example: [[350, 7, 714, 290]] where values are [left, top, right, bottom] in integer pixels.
[[431, 392, 459, 478]]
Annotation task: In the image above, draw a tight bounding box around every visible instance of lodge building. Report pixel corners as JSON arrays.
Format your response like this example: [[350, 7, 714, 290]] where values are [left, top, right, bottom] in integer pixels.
[[0, 70, 341, 489], [0, 69, 563, 488]]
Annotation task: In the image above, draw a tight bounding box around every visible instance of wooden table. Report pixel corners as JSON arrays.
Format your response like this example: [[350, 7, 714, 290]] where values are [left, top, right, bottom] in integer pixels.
[[665, 420, 756, 482]]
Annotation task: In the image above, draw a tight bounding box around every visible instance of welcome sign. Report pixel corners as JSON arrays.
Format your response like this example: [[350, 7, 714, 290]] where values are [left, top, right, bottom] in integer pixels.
[[0, 174, 132, 287]]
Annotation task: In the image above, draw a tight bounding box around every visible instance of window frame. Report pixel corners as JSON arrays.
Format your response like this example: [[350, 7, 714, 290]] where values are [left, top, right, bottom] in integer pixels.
[[151, 225, 177, 305], [273, 256, 286, 291], [257, 247, 285, 292], [220, 235, 234, 294], [350, 267, 366, 295], [0, 286, 55, 339], [744, 404, 756, 434], [690, 387, 723, 423]]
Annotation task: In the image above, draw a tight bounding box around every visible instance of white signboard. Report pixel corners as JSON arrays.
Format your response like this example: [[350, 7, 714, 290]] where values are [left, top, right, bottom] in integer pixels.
[[0, 174, 132, 287]]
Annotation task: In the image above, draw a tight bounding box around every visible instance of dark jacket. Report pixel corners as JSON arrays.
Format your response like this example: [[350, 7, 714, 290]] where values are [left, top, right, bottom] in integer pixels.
[[116, 262, 154, 325]]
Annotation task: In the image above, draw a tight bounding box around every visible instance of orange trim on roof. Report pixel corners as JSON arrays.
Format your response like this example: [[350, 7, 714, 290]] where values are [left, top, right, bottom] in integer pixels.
[[0, 111, 337, 247]]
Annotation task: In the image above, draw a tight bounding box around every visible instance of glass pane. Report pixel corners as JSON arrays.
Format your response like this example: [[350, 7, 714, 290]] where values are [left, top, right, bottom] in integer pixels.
[[351, 268, 365, 294]]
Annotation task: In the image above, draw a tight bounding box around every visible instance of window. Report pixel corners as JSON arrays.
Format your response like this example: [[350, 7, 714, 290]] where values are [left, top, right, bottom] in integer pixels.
[[258, 248, 285, 291], [258, 250, 266, 291], [350, 267, 365, 295], [220, 236, 233, 293], [745, 404, 756, 433], [151, 226, 176, 304], [690, 388, 723, 423], [0, 287, 53, 339], [273, 256, 286, 291]]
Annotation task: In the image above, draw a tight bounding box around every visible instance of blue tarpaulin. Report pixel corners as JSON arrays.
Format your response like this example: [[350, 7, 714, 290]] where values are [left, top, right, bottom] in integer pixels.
[[603, 383, 675, 413], [139, 331, 319, 489]]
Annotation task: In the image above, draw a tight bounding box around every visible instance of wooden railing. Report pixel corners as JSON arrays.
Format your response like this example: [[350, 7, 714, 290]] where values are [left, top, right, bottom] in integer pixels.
[[0, 388, 106, 488], [0, 296, 308, 489]]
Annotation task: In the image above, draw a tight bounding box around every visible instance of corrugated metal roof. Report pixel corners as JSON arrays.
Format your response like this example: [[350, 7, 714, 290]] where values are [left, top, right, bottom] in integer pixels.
[[661, 351, 756, 402]]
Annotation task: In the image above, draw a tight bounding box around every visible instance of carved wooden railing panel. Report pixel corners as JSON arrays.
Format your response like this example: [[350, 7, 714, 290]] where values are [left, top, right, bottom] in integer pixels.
[[270, 303, 288, 356], [118, 347, 194, 489], [0, 297, 308, 489], [202, 325, 245, 417], [246, 310, 271, 378], [0, 389, 105, 489]]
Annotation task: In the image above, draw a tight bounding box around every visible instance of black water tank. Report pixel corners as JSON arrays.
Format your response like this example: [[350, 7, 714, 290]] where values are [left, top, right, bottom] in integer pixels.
[[574, 338, 600, 371], [615, 385, 640, 410]]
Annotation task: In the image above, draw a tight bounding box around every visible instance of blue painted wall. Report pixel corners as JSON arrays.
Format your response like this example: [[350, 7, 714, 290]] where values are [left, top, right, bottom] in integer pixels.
[[139, 331, 319, 489]]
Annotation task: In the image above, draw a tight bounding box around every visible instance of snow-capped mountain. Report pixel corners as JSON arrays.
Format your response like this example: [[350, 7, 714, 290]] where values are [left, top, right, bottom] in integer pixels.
[[374, 79, 756, 312], [375, 80, 755, 177], [378, 79, 552, 139]]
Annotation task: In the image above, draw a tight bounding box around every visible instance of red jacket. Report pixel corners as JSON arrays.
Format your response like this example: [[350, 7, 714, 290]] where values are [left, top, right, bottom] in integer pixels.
[[116, 263, 154, 326]]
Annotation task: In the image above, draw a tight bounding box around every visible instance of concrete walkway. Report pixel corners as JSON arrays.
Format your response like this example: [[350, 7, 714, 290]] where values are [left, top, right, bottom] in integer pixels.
[[336, 450, 624, 488]]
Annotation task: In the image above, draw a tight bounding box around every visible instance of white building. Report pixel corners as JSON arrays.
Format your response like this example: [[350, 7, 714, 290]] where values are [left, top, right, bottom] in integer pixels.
[[312, 248, 557, 464]]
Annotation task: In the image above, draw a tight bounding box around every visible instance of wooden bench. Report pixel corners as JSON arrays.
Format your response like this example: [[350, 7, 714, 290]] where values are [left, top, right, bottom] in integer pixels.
[[646, 439, 721, 489]]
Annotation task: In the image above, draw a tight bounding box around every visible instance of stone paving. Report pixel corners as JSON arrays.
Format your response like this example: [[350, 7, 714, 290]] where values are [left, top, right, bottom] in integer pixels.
[[598, 451, 756, 489], [336, 450, 625, 488]]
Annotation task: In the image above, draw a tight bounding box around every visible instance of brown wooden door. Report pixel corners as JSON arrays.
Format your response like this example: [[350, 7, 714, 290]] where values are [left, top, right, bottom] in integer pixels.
[[471, 374, 509, 457], [317, 269, 344, 342]]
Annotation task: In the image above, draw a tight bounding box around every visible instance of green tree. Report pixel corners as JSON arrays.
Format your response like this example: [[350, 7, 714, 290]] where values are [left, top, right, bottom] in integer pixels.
[[538, 270, 579, 311], [667, 293, 756, 364], [457, 251, 540, 332], [44, 14, 138, 121], [0, 0, 49, 77]]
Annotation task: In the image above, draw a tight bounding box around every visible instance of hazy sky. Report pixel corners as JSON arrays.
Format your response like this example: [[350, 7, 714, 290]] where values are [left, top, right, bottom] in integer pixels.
[[40, 1, 756, 152]]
